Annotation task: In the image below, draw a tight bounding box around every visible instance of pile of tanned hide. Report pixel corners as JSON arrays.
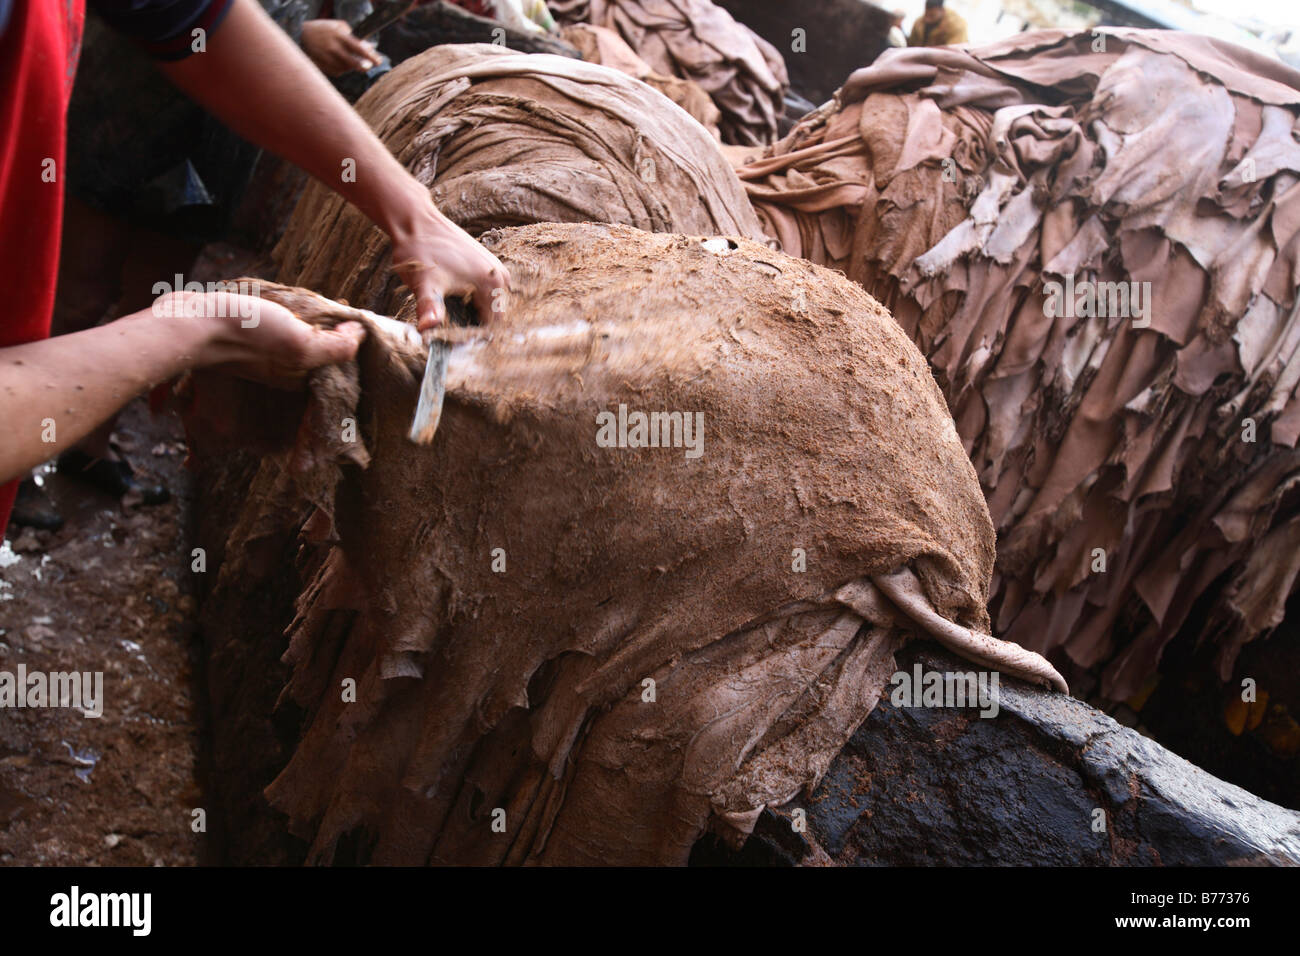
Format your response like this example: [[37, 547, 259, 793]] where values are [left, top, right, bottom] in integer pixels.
[[197, 223, 1064, 865], [736, 29, 1300, 700], [548, 0, 788, 145], [276, 44, 767, 294], [561, 21, 722, 137]]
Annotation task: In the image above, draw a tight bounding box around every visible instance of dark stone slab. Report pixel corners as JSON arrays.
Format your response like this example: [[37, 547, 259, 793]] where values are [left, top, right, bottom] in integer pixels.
[[711, 644, 1300, 866]]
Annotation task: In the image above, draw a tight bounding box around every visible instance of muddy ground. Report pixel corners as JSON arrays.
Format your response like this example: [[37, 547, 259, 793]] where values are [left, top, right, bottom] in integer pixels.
[[0, 244, 271, 866], [0, 399, 205, 865]]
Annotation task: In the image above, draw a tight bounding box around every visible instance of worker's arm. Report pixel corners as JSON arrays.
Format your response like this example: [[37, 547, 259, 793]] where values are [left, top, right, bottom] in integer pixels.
[[157, 0, 508, 329], [0, 294, 364, 484]]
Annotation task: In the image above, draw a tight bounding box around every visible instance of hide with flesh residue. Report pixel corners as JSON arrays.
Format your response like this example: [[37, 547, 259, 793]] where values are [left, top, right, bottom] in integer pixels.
[[194, 223, 1064, 865]]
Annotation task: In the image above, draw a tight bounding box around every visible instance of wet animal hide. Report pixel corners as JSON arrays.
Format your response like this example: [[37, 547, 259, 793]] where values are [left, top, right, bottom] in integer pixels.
[[549, 0, 788, 145], [736, 30, 1300, 699], [196, 223, 1063, 865], [276, 43, 768, 301]]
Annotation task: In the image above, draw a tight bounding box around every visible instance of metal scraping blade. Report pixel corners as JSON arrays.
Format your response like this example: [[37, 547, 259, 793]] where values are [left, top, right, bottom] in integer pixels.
[[409, 338, 452, 445], [408, 296, 476, 445]]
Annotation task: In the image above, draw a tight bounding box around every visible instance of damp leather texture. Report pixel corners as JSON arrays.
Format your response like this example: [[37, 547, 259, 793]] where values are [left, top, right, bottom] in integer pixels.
[[276, 42, 769, 300], [192, 223, 1064, 865], [736, 29, 1300, 699], [560, 21, 722, 139], [548, 0, 788, 145]]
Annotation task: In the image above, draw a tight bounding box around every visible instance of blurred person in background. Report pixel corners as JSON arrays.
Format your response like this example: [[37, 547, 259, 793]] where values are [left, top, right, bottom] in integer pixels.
[[909, 0, 968, 46]]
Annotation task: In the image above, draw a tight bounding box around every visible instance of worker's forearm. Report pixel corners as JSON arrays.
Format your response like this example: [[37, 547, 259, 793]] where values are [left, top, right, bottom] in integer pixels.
[[158, 0, 510, 328], [158, 0, 427, 238], [0, 312, 213, 483], [0, 288, 367, 483]]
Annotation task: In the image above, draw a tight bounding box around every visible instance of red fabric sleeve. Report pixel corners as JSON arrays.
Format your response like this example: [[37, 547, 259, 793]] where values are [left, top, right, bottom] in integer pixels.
[[0, 0, 85, 534]]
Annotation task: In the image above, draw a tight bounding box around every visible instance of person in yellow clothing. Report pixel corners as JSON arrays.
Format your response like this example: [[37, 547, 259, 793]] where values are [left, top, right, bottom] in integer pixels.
[[909, 0, 968, 46]]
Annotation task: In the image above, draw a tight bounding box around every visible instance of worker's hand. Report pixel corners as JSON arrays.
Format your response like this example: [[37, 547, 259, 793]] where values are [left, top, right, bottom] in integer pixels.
[[154, 290, 366, 388], [300, 19, 380, 77], [388, 202, 512, 331]]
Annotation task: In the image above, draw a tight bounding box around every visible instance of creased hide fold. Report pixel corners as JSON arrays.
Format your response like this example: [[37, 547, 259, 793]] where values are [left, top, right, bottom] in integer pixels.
[[198, 223, 1062, 866], [561, 22, 723, 138], [275, 43, 767, 311], [548, 0, 788, 145], [736, 29, 1300, 699]]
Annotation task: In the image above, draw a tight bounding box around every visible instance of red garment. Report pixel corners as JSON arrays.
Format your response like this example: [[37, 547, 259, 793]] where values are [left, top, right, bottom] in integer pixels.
[[442, 0, 492, 17], [0, 0, 84, 533]]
